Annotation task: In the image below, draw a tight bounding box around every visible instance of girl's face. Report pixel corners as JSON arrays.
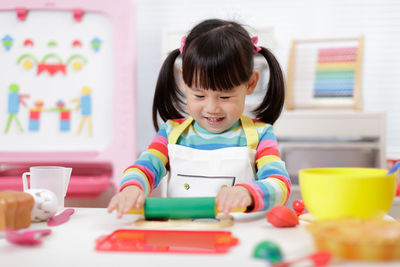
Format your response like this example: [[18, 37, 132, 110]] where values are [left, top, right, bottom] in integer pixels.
[[182, 72, 259, 133]]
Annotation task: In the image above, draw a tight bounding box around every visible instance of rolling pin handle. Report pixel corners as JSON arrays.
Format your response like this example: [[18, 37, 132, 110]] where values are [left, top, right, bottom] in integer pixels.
[[215, 205, 246, 214], [126, 207, 145, 215]]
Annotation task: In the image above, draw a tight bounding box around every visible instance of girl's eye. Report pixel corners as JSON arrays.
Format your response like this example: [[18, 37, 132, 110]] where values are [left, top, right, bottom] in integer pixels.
[[194, 95, 204, 98], [220, 96, 230, 99]]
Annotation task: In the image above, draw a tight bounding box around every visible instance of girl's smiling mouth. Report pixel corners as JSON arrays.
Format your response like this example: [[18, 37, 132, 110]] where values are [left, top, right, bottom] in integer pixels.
[[204, 116, 225, 125]]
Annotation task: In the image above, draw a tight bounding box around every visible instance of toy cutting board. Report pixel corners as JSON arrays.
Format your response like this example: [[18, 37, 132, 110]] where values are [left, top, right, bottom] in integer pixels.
[[96, 229, 238, 254], [132, 216, 234, 229]]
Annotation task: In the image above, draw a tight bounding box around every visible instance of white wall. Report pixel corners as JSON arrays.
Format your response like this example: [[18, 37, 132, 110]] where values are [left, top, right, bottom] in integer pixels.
[[133, 0, 400, 159]]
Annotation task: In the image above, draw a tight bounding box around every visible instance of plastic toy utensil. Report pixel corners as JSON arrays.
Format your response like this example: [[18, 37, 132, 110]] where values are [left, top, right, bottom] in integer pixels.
[[96, 229, 238, 253], [272, 251, 332, 267], [387, 161, 400, 175], [48, 208, 74, 226], [267, 205, 299, 227], [5, 228, 52, 246], [127, 197, 245, 220], [253, 241, 283, 263]]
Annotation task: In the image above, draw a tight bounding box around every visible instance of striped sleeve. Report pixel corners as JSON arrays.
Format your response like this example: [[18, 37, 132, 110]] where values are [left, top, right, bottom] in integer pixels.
[[238, 122, 291, 212], [119, 122, 170, 196]]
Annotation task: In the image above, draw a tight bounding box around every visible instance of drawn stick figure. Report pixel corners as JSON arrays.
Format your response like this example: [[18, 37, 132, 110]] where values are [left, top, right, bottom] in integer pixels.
[[28, 100, 44, 131], [53, 100, 71, 132], [72, 86, 92, 136], [4, 84, 29, 133]]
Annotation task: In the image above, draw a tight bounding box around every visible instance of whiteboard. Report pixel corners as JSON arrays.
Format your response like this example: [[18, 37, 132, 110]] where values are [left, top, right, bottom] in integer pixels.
[[0, 11, 113, 152]]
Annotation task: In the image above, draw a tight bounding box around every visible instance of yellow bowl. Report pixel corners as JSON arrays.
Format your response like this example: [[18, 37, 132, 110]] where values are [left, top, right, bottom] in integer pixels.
[[299, 168, 397, 220]]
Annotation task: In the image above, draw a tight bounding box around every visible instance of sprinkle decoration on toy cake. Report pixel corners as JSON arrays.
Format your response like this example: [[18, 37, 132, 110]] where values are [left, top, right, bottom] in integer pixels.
[[0, 190, 34, 230]]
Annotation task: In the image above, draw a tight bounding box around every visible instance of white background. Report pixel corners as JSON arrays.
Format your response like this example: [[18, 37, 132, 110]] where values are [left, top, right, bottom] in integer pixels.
[[133, 0, 400, 159]]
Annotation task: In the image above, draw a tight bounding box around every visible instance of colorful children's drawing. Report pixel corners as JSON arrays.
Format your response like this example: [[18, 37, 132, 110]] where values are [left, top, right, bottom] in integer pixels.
[[17, 53, 87, 75], [72, 40, 82, 47], [17, 54, 38, 70], [91, 37, 101, 52], [47, 41, 57, 47], [4, 84, 29, 133], [66, 54, 87, 71], [72, 86, 92, 136], [37, 53, 66, 76], [24, 39, 34, 47], [28, 100, 44, 131], [2, 34, 13, 51], [26, 99, 71, 132], [54, 100, 71, 132]]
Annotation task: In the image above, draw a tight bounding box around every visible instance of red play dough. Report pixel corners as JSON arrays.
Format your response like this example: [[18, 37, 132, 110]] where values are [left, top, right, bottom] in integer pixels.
[[266, 206, 299, 227]]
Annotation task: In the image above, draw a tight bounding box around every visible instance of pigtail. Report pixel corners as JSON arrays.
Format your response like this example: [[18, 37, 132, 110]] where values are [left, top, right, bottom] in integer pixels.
[[253, 47, 285, 125], [152, 49, 186, 131]]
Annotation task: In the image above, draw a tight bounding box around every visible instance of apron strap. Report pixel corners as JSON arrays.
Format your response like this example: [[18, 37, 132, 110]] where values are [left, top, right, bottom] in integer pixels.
[[168, 117, 194, 144], [168, 115, 259, 150], [240, 114, 259, 151]]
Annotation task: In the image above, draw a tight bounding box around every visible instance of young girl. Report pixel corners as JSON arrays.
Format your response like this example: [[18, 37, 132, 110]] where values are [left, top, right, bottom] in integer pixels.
[[108, 19, 291, 218]]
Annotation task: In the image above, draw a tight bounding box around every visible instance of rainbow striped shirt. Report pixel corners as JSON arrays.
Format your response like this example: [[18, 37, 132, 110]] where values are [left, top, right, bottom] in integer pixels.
[[120, 117, 291, 212]]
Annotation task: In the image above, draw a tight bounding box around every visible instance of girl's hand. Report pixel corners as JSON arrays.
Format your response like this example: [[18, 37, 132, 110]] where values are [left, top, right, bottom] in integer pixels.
[[215, 185, 253, 215], [107, 185, 145, 218]]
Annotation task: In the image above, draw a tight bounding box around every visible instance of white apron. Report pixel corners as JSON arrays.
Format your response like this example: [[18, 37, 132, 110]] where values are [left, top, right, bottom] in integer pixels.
[[167, 114, 259, 198]]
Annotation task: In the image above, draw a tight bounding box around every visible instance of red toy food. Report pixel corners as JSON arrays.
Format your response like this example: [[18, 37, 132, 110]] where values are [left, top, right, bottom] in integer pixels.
[[266, 205, 299, 227], [293, 199, 305, 216]]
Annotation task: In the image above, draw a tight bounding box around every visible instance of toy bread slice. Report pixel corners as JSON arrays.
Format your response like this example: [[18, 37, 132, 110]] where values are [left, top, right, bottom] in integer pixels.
[[0, 191, 17, 230], [14, 191, 34, 229], [0, 190, 34, 230]]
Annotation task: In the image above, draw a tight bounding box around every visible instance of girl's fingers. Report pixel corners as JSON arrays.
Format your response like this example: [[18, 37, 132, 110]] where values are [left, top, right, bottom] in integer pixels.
[[125, 190, 143, 213], [117, 196, 126, 218], [107, 196, 117, 213], [122, 194, 135, 214], [240, 196, 251, 208], [229, 195, 242, 210], [106, 186, 146, 219], [216, 187, 230, 213], [216, 186, 252, 214], [135, 192, 145, 209]]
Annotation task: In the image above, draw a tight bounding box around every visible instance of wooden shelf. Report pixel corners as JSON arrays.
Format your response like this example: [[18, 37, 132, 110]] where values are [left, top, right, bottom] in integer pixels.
[[274, 110, 386, 169]]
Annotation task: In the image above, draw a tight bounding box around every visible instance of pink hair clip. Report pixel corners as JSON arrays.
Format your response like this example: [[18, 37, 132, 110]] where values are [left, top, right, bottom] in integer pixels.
[[179, 35, 187, 54], [251, 36, 261, 54]]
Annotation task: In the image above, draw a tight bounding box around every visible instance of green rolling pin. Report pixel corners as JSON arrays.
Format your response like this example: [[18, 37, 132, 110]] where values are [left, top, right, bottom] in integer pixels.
[[127, 197, 246, 220]]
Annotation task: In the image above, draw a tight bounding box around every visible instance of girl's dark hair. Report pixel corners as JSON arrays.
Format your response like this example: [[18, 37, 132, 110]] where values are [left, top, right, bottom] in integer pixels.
[[152, 19, 285, 131]]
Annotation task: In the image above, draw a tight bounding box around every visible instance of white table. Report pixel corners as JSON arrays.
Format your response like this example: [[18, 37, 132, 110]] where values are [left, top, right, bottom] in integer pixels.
[[1, 208, 399, 267]]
